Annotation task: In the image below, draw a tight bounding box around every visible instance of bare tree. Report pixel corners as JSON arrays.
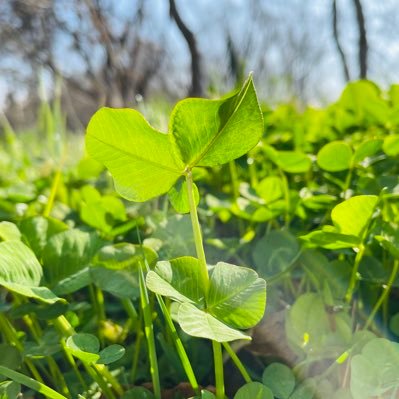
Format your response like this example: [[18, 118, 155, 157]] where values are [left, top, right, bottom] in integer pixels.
[[0, 0, 166, 126], [352, 0, 368, 79], [332, 0, 350, 82], [169, 0, 203, 97]]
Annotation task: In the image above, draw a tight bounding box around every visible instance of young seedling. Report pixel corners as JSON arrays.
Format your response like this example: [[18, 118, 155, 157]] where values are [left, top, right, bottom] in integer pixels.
[[86, 74, 267, 398]]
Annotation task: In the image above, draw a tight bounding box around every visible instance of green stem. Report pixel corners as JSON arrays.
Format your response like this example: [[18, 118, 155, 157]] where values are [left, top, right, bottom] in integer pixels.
[[364, 260, 399, 329], [229, 160, 239, 200], [279, 168, 291, 228], [96, 365, 123, 397], [247, 155, 258, 187], [13, 296, 70, 397], [157, 294, 199, 393], [186, 170, 209, 295], [89, 364, 116, 399], [0, 365, 67, 399], [0, 313, 44, 384], [89, 284, 106, 323], [53, 316, 123, 396], [343, 167, 353, 196], [212, 341, 225, 399], [137, 230, 199, 393], [131, 318, 143, 383], [44, 168, 62, 217], [47, 356, 70, 398], [60, 340, 88, 392], [222, 342, 251, 383], [122, 298, 138, 325], [139, 265, 161, 399], [345, 244, 365, 303]]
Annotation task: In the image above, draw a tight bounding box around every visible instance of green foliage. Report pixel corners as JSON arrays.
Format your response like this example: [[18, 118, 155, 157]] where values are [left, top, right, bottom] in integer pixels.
[[317, 141, 352, 172], [2, 77, 399, 398], [0, 240, 61, 303], [234, 382, 273, 399], [301, 195, 378, 249], [178, 302, 251, 342], [0, 345, 22, 370], [350, 338, 399, 399], [253, 230, 299, 279], [86, 75, 262, 201], [147, 259, 265, 339], [168, 179, 199, 214], [262, 363, 295, 399], [66, 333, 125, 365]]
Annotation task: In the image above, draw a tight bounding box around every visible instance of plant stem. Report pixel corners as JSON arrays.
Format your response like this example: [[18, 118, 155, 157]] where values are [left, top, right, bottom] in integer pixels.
[[60, 341, 88, 392], [247, 155, 258, 187], [139, 265, 161, 399], [212, 341, 225, 399], [279, 168, 291, 228], [137, 229, 199, 393], [122, 298, 138, 324], [157, 294, 199, 393], [186, 170, 209, 295], [342, 167, 353, 197], [364, 260, 399, 329], [345, 244, 365, 303], [0, 365, 68, 399], [130, 304, 143, 383], [44, 168, 62, 217], [229, 160, 239, 200], [53, 316, 124, 396], [222, 342, 251, 383], [89, 364, 116, 399], [0, 313, 44, 384]]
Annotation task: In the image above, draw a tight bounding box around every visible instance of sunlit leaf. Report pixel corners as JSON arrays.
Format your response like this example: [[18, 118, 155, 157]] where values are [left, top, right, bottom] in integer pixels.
[[331, 195, 378, 238], [207, 262, 266, 329], [146, 257, 205, 306], [317, 141, 353, 172], [177, 302, 251, 342]]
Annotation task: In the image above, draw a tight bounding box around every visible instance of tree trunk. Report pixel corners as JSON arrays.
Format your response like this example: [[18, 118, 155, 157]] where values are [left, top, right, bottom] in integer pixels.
[[169, 0, 204, 97], [352, 0, 368, 79], [331, 0, 350, 82]]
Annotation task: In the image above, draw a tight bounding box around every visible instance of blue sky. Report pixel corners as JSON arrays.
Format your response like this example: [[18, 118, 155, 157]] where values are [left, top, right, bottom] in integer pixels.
[[1, 0, 399, 108]]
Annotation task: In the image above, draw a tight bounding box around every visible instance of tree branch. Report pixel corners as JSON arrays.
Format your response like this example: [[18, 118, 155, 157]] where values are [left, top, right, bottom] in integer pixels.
[[332, 0, 350, 82], [169, 0, 203, 97], [352, 0, 368, 79]]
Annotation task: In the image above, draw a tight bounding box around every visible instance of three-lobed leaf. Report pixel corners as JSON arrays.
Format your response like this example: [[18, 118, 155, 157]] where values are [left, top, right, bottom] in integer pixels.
[[146, 258, 266, 338], [65, 333, 125, 365], [86, 75, 263, 202]]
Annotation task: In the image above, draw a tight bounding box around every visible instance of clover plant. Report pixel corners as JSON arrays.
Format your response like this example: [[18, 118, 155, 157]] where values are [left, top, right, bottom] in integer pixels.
[[86, 75, 267, 398]]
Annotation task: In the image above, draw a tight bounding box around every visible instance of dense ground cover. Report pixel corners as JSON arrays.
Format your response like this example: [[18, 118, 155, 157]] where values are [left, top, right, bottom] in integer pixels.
[[1, 79, 399, 398]]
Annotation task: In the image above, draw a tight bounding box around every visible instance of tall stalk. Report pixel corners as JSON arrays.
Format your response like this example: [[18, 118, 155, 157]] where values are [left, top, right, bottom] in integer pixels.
[[212, 341, 225, 399], [186, 170, 209, 295], [345, 244, 365, 303], [365, 260, 399, 329], [139, 265, 161, 399], [186, 170, 226, 398], [137, 226, 199, 393]]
